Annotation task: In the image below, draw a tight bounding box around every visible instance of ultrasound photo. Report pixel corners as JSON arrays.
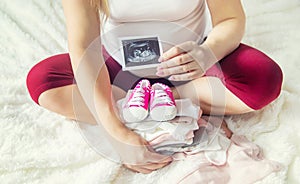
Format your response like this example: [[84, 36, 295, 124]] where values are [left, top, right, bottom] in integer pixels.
[[120, 36, 162, 70]]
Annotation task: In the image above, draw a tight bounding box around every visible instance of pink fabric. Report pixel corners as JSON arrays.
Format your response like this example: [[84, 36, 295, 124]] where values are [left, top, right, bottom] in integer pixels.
[[150, 83, 176, 109], [124, 79, 151, 109], [155, 116, 282, 183], [176, 135, 282, 184]]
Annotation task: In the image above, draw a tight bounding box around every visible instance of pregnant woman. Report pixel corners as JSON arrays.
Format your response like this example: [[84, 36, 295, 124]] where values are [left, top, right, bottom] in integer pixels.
[[26, 0, 283, 173]]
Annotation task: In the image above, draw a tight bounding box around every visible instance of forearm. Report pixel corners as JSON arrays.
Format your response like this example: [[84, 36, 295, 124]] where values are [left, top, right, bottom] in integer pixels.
[[71, 48, 127, 134], [204, 17, 245, 61], [62, 0, 128, 136]]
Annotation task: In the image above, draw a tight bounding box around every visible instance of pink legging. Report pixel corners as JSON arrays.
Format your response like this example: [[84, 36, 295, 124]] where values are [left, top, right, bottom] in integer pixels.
[[26, 44, 283, 110]]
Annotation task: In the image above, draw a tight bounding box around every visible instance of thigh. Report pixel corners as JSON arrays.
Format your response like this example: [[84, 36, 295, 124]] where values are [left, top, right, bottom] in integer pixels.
[[205, 43, 283, 110], [174, 76, 254, 115], [26, 50, 141, 105], [26, 53, 75, 104]]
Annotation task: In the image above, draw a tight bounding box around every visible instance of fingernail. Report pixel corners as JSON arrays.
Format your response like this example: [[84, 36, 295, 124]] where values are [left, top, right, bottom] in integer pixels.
[[157, 66, 163, 70]]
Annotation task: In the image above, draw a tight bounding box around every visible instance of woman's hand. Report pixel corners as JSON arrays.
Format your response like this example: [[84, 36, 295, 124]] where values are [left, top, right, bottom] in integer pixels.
[[111, 127, 173, 174], [156, 41, 217, 81]]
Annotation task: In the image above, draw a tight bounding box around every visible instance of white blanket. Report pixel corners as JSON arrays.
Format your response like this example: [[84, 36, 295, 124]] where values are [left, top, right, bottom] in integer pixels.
[[1, 0, 300, 183]]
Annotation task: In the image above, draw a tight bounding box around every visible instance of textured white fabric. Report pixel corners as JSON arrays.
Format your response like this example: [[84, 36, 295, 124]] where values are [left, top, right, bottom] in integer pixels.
[[1, 0, 300, 183]]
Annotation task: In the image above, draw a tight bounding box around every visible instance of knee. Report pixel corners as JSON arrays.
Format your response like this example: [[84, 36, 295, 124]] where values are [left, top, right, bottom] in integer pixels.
[[265, 59, 283, 90], [26, 60, 50, 104], [259, 57, 283, 96], [249, 58, 283, 110], [26, 54, 72, 105], [221, 44, 284, 110]]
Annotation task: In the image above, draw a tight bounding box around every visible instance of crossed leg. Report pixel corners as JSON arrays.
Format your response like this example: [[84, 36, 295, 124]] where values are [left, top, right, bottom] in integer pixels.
[[38, 76, 252, 137], [38, 84, 126, 125]]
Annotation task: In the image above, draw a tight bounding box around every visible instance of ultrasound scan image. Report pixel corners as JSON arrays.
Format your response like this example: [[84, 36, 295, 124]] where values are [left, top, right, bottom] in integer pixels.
[[121, 36, 161, 69], [127, 41, 157, 63]]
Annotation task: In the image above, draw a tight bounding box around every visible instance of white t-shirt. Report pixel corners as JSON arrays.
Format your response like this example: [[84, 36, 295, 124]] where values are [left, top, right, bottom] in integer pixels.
[[101, 0, 212, 77]]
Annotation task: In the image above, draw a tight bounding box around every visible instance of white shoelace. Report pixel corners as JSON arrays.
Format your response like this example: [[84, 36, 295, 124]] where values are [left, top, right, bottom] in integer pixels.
[[128, 88, 146, 106], [152, 89, 173, 106]]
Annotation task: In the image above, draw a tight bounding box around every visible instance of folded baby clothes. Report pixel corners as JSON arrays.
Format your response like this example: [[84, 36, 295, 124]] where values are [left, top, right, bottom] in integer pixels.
[[125, 116, 198, 141], [117, 97, 201, 151], [154, 117, 228, 159], [118, 92, 230, 159], [150, 133, 194, 149]]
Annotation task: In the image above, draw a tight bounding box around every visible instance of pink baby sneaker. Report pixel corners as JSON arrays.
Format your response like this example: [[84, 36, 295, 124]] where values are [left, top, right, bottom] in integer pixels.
[[149, 83, 177, 121], [123, 79, 151, 123]]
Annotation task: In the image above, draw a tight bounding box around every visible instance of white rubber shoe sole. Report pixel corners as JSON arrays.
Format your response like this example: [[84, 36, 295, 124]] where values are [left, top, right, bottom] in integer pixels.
[[150, 106, 177, 121], [123, 107, 148, 123]]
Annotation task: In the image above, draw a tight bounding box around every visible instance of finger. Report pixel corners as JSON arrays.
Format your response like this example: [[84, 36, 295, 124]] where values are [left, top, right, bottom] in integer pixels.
[[158, 62, 199, 76], [169, 70, 203, 81], [146, 148, 173, 162], [124, 161, 170, 173], [144, 149, 173, 163], [142, 161, 172, 171], [138, 168, 152, 174], [124, 164, 153, 174], [160, 41, 196, 61], [158, 54, 193, 70]]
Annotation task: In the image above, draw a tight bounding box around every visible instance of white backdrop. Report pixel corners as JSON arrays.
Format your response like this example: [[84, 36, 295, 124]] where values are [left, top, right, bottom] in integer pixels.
[[0, 0, 300, 183]]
